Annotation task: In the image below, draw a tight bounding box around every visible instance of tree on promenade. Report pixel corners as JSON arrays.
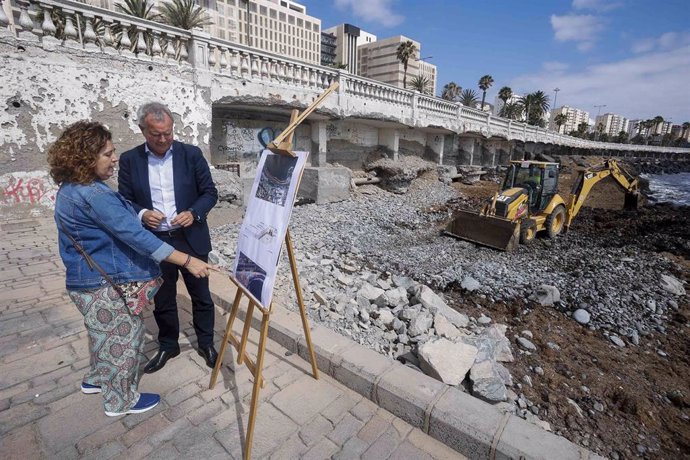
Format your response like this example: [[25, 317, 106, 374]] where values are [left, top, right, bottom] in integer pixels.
[[459, 89, 480, 108], [396, 41, 417, 89], [615, 130, 629, 144], [577, 121, 589, 136], [441, 82, 462, 101], [497, 86, 512, 116], [158, 0, 212, 30], [554, 113, 568, 133], [502, 102, 522, 120], [115, 0, 157, 53], [652, 115, 664, 137], [520, 91, 550, 127], [478, 75, 494, 110], [410, 75, 432, 95]]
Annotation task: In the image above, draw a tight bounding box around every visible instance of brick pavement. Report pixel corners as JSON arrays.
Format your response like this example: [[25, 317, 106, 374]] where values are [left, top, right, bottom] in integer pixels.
[[0, 216, 464, 459]]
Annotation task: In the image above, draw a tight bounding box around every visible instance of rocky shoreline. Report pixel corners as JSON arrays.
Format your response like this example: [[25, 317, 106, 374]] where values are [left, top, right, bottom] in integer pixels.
[[209, 156, 689, 458]]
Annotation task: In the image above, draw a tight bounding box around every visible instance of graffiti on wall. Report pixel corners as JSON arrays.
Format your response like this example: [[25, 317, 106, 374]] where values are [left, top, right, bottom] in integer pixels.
[[219, 120, 302, 164], [0, 171, 58, 208]]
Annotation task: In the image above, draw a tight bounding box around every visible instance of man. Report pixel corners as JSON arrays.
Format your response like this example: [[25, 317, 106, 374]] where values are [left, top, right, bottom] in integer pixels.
[[118, 102, 218, 373]]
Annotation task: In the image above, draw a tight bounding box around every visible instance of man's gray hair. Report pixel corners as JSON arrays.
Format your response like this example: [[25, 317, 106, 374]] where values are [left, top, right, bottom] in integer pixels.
[[137, 102, 174, 129]]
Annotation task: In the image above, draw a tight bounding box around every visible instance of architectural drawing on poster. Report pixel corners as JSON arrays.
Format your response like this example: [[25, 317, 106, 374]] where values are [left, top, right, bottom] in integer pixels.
[[233, 150, 309, 308]]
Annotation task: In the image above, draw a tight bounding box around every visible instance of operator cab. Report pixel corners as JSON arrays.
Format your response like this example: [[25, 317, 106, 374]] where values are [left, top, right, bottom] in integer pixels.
[[502, 161, 560, 212]]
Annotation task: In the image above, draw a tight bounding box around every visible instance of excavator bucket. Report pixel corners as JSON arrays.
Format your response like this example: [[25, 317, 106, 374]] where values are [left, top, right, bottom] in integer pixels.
[[624, 191, 640, 210], [444, 210, 521, 251]]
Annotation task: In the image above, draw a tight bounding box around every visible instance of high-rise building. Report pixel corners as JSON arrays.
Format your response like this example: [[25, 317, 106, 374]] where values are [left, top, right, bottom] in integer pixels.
[[85, 0, 322, 64], [322, 23, 376, 74], [594, 113, 630, 137], [321, 32, 336, 66], [550, 106, 590, 135], [209, 0, 321, 64], [358, 35, 437, 94]]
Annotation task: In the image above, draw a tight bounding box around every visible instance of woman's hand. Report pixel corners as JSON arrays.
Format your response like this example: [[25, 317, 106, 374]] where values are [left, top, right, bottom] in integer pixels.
[[185, 257, 218, 278]]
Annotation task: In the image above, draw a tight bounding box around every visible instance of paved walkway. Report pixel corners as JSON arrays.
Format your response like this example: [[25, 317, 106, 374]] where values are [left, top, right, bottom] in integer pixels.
[[0, 216, 463, 459]]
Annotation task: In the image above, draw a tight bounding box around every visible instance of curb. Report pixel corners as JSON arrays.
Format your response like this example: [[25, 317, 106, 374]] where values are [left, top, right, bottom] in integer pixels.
[[194, 277, 604, 460]]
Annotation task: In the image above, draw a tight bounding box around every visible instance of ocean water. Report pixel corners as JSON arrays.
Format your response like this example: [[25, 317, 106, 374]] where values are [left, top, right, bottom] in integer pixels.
[[643, 172, 690, 206]]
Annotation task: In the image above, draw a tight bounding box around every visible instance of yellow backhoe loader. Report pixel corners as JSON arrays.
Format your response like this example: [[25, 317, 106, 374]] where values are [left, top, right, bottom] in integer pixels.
[[445, 159, 640, 251]]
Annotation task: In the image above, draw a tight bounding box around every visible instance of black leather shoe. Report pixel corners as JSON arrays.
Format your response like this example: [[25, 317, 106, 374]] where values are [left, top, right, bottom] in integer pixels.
[[197, 345, 218, 368], [144, 349, 180, 374]]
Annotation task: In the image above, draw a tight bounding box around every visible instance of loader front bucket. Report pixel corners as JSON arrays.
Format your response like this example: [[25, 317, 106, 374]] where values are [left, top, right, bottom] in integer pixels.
[[444, 210, 521, 251]]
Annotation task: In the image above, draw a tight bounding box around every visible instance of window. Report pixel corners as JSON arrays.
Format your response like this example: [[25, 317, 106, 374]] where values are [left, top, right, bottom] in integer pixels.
[[279, 12, 285, 21], [297, 18, 303, 27], [270, 9, 276, 19], [288, 15, 295, 25], [260, 6, 266, 15]]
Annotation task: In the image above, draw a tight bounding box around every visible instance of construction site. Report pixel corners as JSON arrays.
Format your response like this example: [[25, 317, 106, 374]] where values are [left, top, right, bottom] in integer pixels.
[[206, 153, 690, 459]]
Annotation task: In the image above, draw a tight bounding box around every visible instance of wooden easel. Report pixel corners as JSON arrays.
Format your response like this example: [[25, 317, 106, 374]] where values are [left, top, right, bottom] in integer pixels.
[[209, 82, 339, 460]]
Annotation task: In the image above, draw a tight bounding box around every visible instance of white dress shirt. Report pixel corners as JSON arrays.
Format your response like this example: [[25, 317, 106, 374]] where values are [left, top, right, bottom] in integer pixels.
[[140, 144, 178, 231]]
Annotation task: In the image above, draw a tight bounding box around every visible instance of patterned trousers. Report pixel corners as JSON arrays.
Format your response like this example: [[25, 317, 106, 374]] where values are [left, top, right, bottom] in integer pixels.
[[69, 285, 145, 413]]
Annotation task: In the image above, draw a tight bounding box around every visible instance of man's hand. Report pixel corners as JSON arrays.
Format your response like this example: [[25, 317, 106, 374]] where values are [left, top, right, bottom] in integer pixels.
[[142, 209, 166, 229], [171, 210, 194, 228]]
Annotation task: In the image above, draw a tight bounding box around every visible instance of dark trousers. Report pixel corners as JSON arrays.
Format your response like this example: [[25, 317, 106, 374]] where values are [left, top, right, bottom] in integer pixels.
[[153, 232, 215, 351]]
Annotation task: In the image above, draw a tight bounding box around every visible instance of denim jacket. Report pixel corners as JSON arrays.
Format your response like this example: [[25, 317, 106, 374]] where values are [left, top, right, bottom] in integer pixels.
[[55, 181, 174, 290]]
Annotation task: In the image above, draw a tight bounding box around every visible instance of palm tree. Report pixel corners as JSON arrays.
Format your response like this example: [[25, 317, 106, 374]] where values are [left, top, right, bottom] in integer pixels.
[[115, 0, 157, 53], [503, 102, 522, 120], [330, 61, 348, 70], [520, 91, 550, 126], [459, 89, 480, 108], [441, 82, 461, 101], [157, 0, 212, 30], [396, 41, 417, 89], [478, 75, 494, 110], [410, 75, 431, 95], [643, 119, 656, 144], [577, 122, 589, 136], [554, 113, 568, 133], [497, 86, 512, 116], [652, 115, 664, 136], [116, 0, 156, 19]]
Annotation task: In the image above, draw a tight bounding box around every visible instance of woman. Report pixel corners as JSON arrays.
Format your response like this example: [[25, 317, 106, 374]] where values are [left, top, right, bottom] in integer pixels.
[[48, 121, 214, 417]]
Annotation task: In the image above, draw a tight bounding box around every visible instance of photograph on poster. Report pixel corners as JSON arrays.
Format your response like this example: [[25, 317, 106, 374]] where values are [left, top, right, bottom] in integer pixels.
[[233, 150, 309, 308], [255, 154, 298, 207], [235, 252, 267, 301]]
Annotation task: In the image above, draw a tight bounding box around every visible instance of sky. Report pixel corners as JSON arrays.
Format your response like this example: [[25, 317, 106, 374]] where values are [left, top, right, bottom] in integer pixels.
[[300, 0, 690, 124]]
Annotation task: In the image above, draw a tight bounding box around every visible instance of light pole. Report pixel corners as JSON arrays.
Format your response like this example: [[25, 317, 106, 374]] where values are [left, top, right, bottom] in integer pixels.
[[551, 88, 560, 130], [593, 105, 607, 141], [552, 88, 560, 109]]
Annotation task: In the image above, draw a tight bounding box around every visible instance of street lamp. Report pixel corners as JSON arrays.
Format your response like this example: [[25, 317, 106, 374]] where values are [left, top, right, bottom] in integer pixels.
[[551, 88, 561, 131], [594, 104, 607, 117], [552, 88, 560, 109]]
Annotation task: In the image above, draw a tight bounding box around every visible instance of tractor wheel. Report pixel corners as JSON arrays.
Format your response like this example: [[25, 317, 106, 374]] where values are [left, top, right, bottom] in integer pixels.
[[520, 220, 537, 244], [546, 205, 566, 239]]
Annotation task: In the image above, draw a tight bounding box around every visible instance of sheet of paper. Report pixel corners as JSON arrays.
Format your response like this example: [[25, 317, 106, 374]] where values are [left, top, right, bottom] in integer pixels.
[[233, 150, 308, 308]]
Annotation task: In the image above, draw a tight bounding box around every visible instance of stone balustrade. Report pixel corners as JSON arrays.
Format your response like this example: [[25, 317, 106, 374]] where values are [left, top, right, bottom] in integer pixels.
[[1, 0, 689, 156]]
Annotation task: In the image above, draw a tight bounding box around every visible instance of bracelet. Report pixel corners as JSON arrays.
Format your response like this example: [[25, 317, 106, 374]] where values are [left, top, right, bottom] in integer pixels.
[[182, 254, 191, 268]]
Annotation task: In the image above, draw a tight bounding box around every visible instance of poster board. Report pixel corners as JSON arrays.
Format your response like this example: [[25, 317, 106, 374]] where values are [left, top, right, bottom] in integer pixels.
[[233, 149, 309, 309]]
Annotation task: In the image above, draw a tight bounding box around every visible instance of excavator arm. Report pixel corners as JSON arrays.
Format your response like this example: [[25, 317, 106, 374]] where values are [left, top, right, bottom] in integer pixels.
[[564, 160, 639, 231]]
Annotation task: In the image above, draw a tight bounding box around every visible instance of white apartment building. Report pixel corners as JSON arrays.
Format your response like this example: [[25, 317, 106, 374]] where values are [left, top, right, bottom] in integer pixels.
[[358, 35, 437, 94], [86, 0, 322, 64], [550, 106, 590, 134], [594, 113, 630, 137], [322, 23, 376, 74]]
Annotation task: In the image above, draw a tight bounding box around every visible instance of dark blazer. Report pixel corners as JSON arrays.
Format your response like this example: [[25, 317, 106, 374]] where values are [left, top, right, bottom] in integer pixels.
[[118, 141, 218, 256]]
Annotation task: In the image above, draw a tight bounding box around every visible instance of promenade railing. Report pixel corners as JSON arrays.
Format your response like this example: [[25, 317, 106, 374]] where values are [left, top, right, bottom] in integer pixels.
[[2, 0, 688, 155]]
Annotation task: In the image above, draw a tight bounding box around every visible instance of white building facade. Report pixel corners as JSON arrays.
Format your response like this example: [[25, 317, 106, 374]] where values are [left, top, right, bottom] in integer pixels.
[[594, 113, 630, 137], [358, 35, 437, 94], [322, 23, 376, 74], [550, 106, 590, 135]]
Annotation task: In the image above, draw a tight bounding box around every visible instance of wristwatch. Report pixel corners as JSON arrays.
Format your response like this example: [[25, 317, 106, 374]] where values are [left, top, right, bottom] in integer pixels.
[[187, 208, 201, 222]]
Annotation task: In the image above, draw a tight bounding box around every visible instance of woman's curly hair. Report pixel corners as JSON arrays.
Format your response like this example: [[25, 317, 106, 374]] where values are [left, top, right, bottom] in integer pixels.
[[47, 121, 112, 185]]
